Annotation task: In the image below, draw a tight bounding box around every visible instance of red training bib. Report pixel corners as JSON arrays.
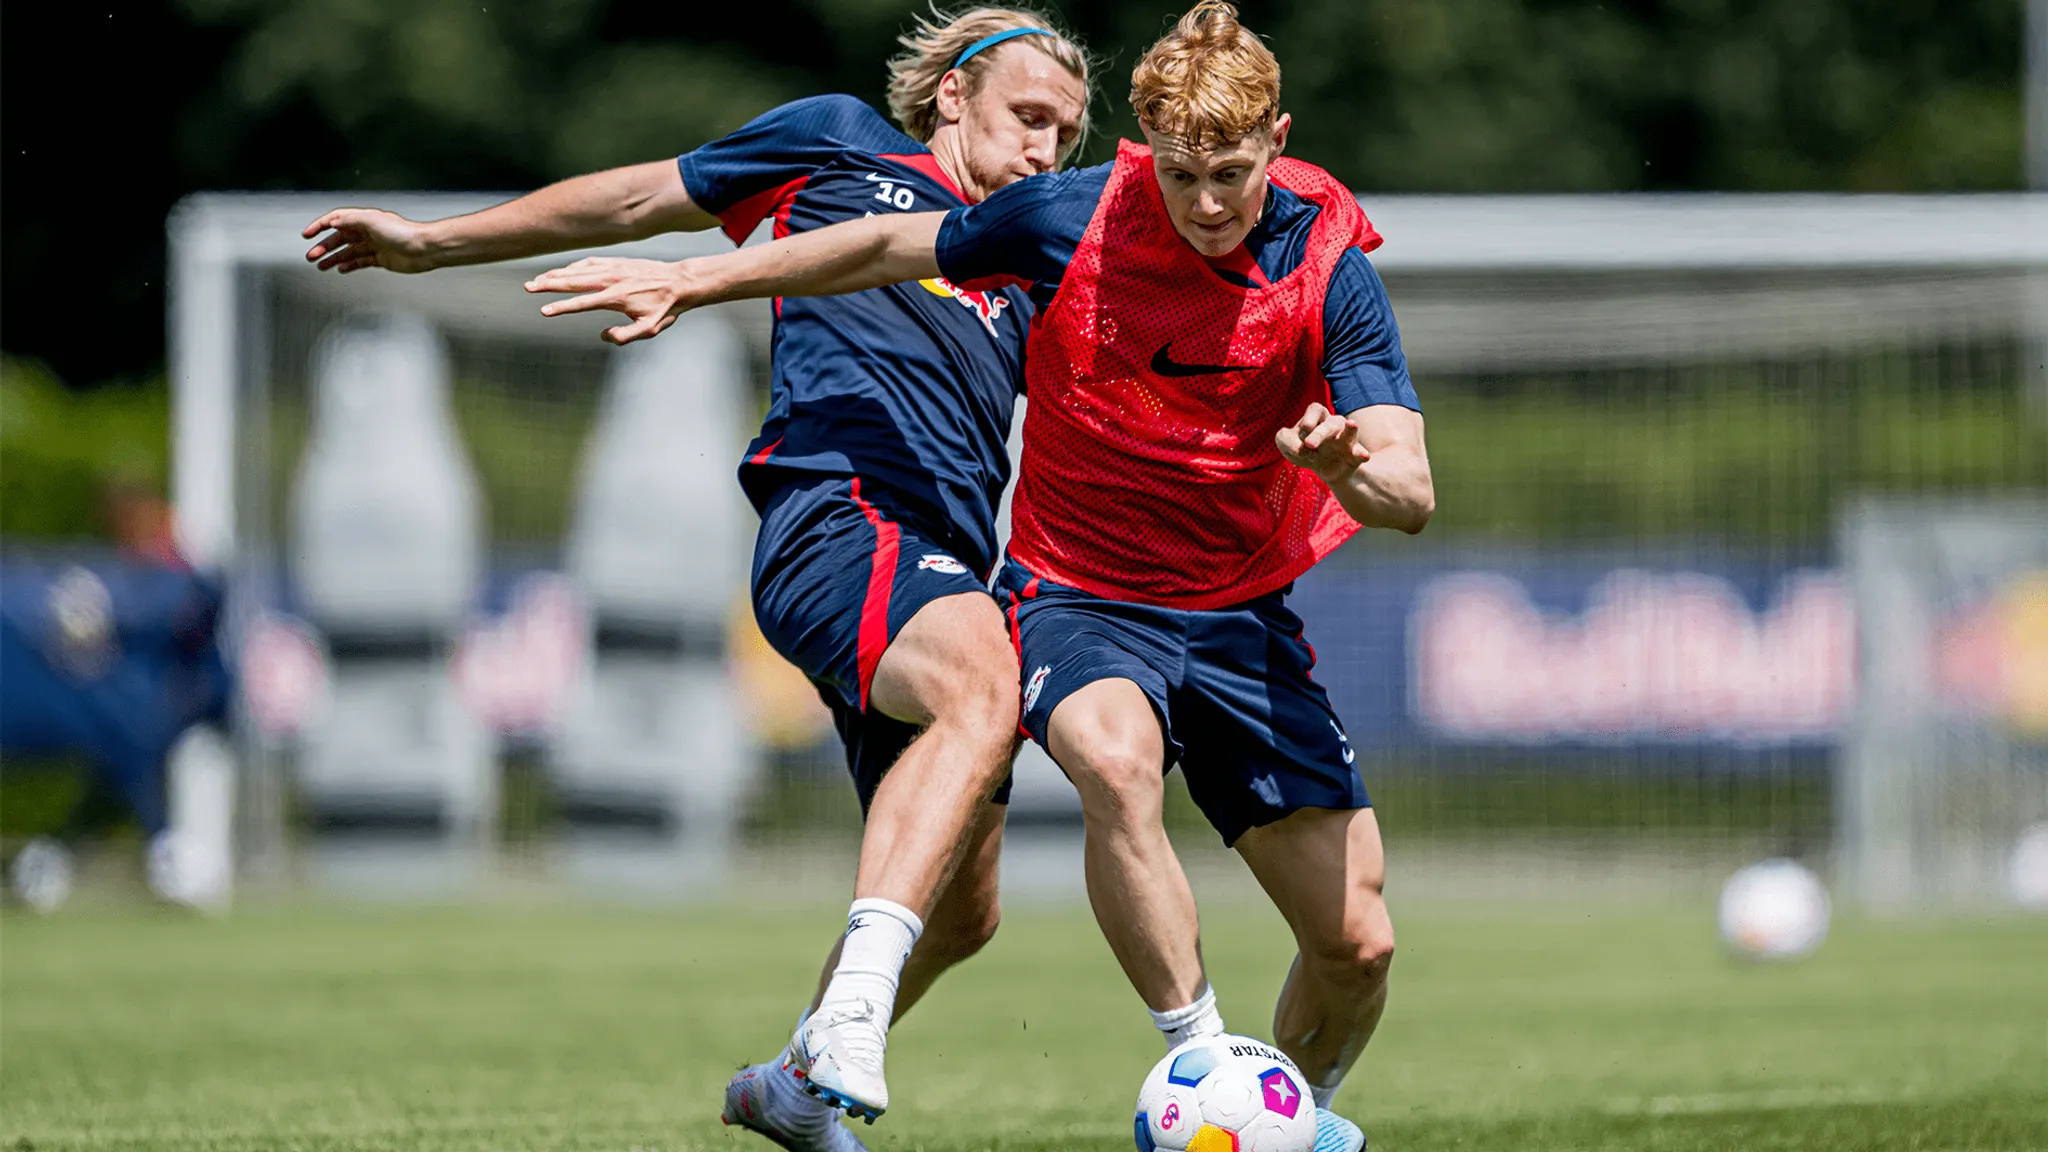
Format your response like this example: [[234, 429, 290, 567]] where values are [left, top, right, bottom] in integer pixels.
[[1008, 140, 1383, 608]]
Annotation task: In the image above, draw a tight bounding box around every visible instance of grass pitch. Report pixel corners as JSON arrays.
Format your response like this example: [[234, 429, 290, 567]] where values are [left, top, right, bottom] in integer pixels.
[[3, 896, 2044, 1151]]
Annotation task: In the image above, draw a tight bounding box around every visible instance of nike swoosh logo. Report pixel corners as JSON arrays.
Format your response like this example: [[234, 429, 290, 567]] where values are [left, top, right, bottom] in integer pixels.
[[1151, 344, 1259, 377]]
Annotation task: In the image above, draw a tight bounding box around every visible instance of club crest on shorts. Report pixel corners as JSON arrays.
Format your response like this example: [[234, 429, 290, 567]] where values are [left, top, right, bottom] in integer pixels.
[[916, 553, 968, 576], [1023, 664, 1053, 712]]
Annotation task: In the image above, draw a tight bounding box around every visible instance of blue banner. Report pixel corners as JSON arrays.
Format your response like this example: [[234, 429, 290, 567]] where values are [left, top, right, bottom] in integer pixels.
[[1289, 549, 1855, 752]]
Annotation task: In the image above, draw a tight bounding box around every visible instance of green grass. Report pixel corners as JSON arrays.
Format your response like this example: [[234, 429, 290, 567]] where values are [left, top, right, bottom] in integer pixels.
[[3, 901, 2045, 1150]]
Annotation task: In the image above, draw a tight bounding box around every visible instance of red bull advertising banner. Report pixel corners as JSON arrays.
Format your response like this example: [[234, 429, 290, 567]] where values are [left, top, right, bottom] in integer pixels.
[[1927, 572, 2048, 737], [1412, 570, 1855, 743], [1286, 550, 2047, 756], [234, 553, 2048, 757]]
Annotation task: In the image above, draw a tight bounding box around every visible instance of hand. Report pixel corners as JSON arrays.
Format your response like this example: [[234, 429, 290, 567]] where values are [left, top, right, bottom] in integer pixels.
[[1275, 402, 1370, 483], [524, 256, 700, 345], [302, 208, 436, 274]]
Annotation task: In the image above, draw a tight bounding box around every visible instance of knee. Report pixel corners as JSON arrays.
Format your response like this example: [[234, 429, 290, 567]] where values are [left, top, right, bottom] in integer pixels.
[[1303, 921, 1395, 990], [1067, 738, 1165, 827]]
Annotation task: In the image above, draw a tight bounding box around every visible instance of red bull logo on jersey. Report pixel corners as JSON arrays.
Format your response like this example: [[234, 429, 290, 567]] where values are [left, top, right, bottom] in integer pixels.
[[919, 277, 1011, 338]]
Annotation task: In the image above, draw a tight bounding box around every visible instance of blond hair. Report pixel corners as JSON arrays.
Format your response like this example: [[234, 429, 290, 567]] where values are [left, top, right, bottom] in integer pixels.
[[1130, 1, 1280, 150], [886, 5, 1095, 162]]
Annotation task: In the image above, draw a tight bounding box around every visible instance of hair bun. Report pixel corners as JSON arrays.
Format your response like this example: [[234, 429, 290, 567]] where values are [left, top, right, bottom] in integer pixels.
[[1185, 1, 1242, 46], [1130, 1, 1279, 150]]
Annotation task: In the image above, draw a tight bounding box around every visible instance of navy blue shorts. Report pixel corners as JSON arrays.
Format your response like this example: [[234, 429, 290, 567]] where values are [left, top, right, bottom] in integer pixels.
[[994, 559, 1366, 846], [753, 475, 1011, 812]]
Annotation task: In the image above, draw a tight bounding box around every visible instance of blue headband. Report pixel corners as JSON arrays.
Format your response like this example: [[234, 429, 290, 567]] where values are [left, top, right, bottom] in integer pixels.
[[953, 27, 1054, 69]]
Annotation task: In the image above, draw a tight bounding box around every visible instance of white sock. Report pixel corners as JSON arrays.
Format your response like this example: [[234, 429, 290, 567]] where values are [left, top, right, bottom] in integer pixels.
[[1310, 1079, 1342, 1111], [818, 897, 922, 1022], [1148, 984, 1226, 1050]]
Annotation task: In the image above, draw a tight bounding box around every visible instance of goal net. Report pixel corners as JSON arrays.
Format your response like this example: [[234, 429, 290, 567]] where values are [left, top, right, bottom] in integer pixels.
[[1292, 194, 2048, 903], [172, 194, 776, 893], [170, 192, 2047, 906]]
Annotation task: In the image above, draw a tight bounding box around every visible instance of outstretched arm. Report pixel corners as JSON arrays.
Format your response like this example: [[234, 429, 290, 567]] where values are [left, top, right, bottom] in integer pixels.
[[1276, 402, 1434, 533], [302, 160, 719, 274], [523, 211, 946, 344]]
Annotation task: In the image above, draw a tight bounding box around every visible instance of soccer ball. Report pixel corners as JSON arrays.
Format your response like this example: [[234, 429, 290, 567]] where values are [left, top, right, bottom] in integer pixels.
[[1133, 1034, 1316, 1152], [1717, 858, 1830, 961], [2008, 822, 2048, 910]]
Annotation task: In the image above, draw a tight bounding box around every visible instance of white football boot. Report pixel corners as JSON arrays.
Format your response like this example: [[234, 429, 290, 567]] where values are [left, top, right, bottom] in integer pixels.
[[1312, 1108, 1367, 1152], [721, 1058, 869, 1152], [788, 999, 890, 1122]]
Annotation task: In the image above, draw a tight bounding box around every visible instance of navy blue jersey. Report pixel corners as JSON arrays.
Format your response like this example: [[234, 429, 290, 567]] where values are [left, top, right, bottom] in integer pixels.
[[677, 95, 1033, 574], [935, 163, 1419, 417]]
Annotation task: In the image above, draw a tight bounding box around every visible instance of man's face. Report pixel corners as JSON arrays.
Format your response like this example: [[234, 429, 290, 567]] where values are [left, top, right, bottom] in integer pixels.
[[1144, 114, 1291, 257], [937, 44, 1088, 199]]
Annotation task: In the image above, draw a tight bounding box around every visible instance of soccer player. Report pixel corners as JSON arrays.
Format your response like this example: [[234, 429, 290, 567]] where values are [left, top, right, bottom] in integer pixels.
[[525, 5, 1430, 1149], [302, 9, 1093, 1148]]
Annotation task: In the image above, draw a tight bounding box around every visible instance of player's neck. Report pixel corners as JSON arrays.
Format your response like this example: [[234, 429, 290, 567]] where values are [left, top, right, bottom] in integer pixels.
[[925, 126, 984, 204]]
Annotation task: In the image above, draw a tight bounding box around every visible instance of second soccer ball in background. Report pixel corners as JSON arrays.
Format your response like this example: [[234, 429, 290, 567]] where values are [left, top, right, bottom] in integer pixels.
[[1718, 858, 1831, 961]]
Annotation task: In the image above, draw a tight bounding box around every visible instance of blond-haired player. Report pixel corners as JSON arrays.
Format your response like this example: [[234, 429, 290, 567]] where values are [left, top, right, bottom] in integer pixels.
[[306, 8, 1095, 1149], [530, 4, 1427, 1148]]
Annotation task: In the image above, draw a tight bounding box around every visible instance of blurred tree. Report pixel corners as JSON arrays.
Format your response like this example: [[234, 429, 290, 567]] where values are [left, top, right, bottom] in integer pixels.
[[1268, 0, 2023, 192], [0, 0, 2026, 388], [173, 0, 809, 188], [0, 358, 170, 541]]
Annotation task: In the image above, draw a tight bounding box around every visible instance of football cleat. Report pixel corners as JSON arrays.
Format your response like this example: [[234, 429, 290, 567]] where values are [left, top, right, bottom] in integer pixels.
[[720, 1060, 869, 1152], [1312, 1108, 1366, 1152], [790, 999, 891, 1123]]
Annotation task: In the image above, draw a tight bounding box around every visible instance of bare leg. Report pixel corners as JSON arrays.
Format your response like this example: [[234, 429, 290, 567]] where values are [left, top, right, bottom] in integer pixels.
[[808, 799, 1005, 1021], [1234, 806, 1395, 1106], [1045, 678, 1208, 1013], [784, 590, 1018, 1117], [854, 591, 1019, 919]]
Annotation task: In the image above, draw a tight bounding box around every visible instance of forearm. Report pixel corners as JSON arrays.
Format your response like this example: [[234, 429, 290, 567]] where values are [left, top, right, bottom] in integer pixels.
[[1326, 445, 1434, 533], [687, 213, 945, 305], [422, 162, 715, 268]]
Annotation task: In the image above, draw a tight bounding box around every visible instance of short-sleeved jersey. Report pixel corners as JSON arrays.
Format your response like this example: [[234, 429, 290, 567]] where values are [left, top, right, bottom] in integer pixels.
[[937, 162, 1419, 417], [676, 94, 1034, 574]]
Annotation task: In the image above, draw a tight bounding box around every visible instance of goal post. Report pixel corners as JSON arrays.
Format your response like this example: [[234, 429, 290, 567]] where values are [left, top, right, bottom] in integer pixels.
[[169, 193, 767, 891], [168, 193, 754, 572], [1301, 193, 2048, 905]]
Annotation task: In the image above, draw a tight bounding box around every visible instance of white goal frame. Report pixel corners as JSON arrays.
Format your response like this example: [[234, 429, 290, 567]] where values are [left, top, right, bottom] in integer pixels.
[[168, 190, 2048, 901]]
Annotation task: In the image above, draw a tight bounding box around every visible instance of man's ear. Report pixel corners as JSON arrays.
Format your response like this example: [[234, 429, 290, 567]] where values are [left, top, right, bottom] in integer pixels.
[[934, 69, 968, 126], [1270, 112, 1292, 157]]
